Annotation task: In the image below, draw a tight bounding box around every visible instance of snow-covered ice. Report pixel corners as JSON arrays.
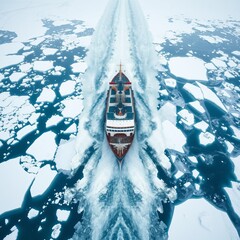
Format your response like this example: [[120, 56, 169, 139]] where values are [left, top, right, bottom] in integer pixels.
[[168, 57, 208, 81], [0, 55, 24, 69], [189, 101, 205, 113], [30, 164, 57, 198], [183, 83, 204, 100], [197, 82, 227, 112], [168, 198, 239, 240], [42, 48, 58, 56], [59, 80, 76, 97], [36, 88, 56, 103], [46, 115, 63, 128], [26, 131, 57, 161], [33, 61, 54, 72], [178, 109, 195, 126], [61, 98, 84, 118], [199, 132, 215, 145], [164, 78, 177, 88], [0, 158, 34, 215], [224, 182, 240, 218], [54, 137, 76, 172], [27, 208, 39, 219], [56, 209, 70, 222], [194, 121, 209, 132], [71, 61, 87, 73], [9, 72, 27, 82]]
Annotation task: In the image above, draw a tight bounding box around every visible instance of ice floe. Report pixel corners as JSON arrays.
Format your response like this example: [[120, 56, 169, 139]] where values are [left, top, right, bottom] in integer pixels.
[[0, 158, 34, 215], [36, 88, 56, 103], [199, 132, 215, 145], [27, 208, 39, 219], [59, 80, 76, 97], [33, 61, 54, 72], [230, 125, 240, 139], [232, 51, 240, 57], [64, 123, 77, 134], [188, 156, 198, 164], [26, 131, 57, 162], [168, 57, 208, 81], [194, 121, 209, 132], [61, 97, 84, 118], [9, 72, 27, 82], [164, 78, 177, 88], [0, 55, 24, 69], [168, 198, 239, 240], [71, 61, 87, 73], [16, 124, 37, 140], [51, 223, 61, 239], [0, 42, 24, 55], [183, 83, 204, 100], [46, 115, 63, 128], [42, 48, 58, 56], [178, 109, 195, 126], [3, 227, 18, 240], [224, 181, 240, 218], [30, 164, 57, 198], [54, 137, 76, 172], [225, 141, 234, 154], [19, 63, 32, 72], [197, 82, 227, 112], [211, 58, 227, 68], [189, 101, 205, 113], [56, 209, 70, 222], [231, 156, 240, 180]]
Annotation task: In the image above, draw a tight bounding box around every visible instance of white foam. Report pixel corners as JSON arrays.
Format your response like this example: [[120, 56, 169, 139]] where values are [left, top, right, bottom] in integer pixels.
[[26, 131, 57, 162], [0, 157, 34, 215], [168, 57, 208, 81], [168, 198, 239, 240], [30, 164, 57, 198], [33, 61, 54, 72]]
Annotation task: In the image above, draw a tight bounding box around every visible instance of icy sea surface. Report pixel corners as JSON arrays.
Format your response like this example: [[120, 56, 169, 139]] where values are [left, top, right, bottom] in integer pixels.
[[0, 0, 240, 239]]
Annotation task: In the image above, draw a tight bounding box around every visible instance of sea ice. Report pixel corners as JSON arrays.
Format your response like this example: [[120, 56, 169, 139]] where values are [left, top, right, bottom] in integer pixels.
[[61, 98, 84, 118], [168, 198, 239, 240], [199, 132, 215, 145], [51, 223, 61, 239], [164, 78, 177, 88], [19, 63, 32, 72], [42, 48, 58, 56], [55, 137, 76, 172], [26, 131, 57, 162], [232, 51, 240, 57], [194, 121, 209, 132], [225, 140, 234, 154], [224, 181, 240, 218], [188, 156, 198, 164], [27, 208, 39, 219], [0, 42, 24, 55], [64, 123, 77, 134], [189, 101, 205, 113], [3, 227, 18, 240], [9, 72, 27, 82], [230, 125, 240, 139], [59, 80, 76, 97], [175, 170, 184, 179], [197, 82, 227, 112], [168, 57, 208, 81], [56, 209, 70, 222], [30, 164, 57, 198], [46, 115, 63, 128], [178, 109, 195, 126], [0, 55, 24, 69], [33, 61, 54, 72], [0, 157, 34, 215], [231, 156, 240, 180], [36, 88, 56, 103], [16, 124, 37, 140], [183, 83, 204, 100], [71, 61, 87, 73], [211, 58, 227, 68]]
